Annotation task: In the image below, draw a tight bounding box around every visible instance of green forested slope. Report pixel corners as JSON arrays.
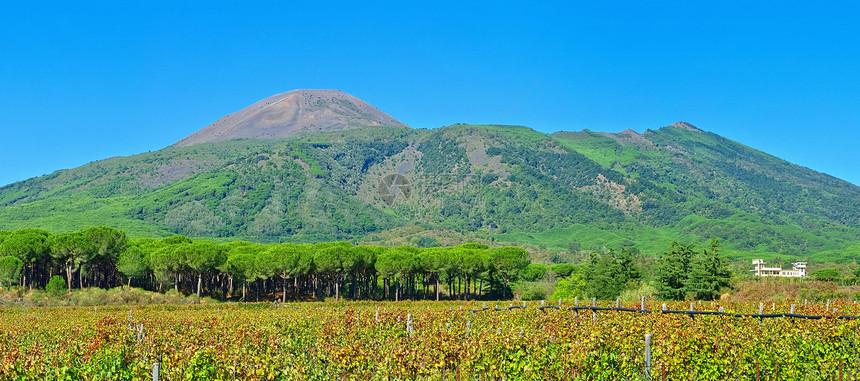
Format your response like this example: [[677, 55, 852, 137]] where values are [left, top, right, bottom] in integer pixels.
[[1, 123, 858, 262]]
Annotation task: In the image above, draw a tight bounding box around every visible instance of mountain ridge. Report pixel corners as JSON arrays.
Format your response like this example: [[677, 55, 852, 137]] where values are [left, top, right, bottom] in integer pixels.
[[1, 92, 859, 264]]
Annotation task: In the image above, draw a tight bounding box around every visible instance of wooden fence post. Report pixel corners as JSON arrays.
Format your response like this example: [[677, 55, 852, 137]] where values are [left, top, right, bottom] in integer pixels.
[[790, 304, 796, 314], [466, 321, 471, 338], [153, 362, 160, 381], [644, 333, 652, 380], [838, 358, 843, 381], [641, 296, 646, 311], [407, 314, 413, 338]]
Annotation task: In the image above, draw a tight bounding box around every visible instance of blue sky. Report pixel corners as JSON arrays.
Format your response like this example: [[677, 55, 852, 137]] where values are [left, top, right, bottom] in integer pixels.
[[1, 1, 858, 186]]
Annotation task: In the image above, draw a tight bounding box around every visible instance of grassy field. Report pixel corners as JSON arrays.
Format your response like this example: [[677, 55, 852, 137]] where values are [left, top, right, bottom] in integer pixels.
[[1, 299, 858, 380]]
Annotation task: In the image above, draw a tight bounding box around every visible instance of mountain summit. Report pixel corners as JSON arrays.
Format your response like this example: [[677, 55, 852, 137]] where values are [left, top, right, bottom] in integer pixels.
[[668, 121, 702, 131], [173, 89, 408, 147]]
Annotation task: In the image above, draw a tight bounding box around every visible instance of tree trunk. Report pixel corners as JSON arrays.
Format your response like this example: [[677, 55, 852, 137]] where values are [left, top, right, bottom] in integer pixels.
[[197, 273, 202, 297], [66, 265, 72, 293], [435, 276, 440, 301], [503, 276, 509, 299], [335, 274, 340, 301]]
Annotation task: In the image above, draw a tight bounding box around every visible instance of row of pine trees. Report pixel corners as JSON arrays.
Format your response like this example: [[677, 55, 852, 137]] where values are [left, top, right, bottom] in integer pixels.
[[0, 227, 531, 301]]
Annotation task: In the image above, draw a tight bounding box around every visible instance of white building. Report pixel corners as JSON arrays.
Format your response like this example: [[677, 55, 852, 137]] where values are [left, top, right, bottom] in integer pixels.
[[751, 259, 807, 277]]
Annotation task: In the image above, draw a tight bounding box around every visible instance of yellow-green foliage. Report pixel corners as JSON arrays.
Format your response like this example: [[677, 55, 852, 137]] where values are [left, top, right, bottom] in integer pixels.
[[0, 300, 857, 380]]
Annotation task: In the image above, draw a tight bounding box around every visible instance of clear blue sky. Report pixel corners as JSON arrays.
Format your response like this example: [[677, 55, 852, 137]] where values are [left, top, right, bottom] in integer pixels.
[[2, 1, 859, 187]]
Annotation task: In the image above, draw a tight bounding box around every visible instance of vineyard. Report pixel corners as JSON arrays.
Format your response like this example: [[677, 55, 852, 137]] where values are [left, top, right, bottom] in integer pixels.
[[1, 300, 859, 380]]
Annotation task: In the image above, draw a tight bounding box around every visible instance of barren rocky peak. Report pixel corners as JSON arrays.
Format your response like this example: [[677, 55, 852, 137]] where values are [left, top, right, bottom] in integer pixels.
[[173, 89, 408, 147]]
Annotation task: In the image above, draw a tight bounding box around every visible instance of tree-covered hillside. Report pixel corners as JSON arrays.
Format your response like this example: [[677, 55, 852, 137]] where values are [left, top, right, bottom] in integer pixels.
[[1, 123, 858, 263]]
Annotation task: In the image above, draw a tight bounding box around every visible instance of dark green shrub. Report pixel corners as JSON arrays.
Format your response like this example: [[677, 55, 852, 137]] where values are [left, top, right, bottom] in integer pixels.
[[549, 263, 577, 278], [811, 268, 841, 282], [46, 276, 66, 296], [519, 283, 548, 301]]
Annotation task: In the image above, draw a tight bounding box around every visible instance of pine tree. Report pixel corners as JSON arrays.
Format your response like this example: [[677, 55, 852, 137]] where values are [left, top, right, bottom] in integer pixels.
[[656, 242, 696, 300], [685, 239, 732, 300], [585, 248, 641, 300]]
